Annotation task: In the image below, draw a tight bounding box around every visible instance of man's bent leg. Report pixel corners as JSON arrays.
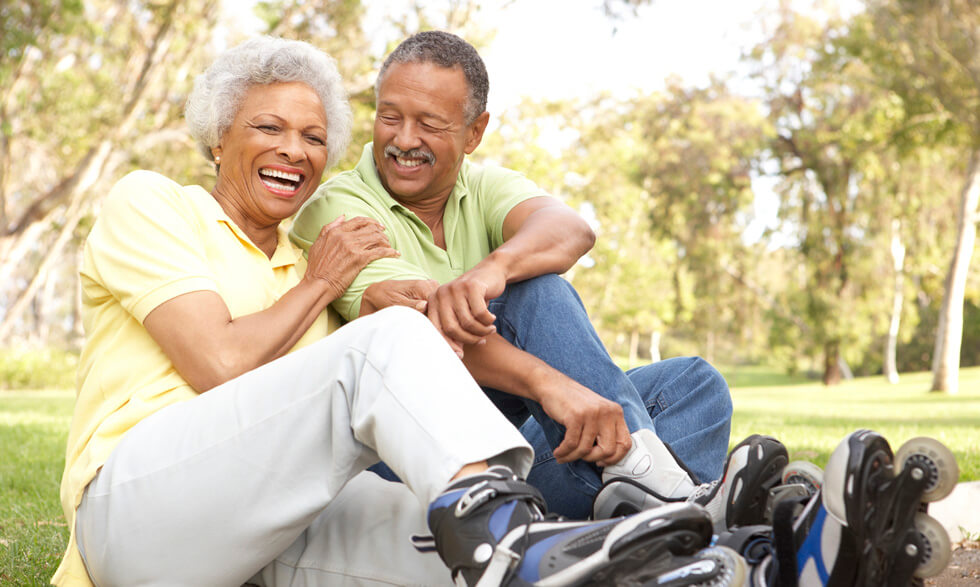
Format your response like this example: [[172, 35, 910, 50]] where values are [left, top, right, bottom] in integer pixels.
[[75, 307, 530, 586], [486, 274, 653, 443], [626, 357, 732, 484], [490, 276, 731, 518]]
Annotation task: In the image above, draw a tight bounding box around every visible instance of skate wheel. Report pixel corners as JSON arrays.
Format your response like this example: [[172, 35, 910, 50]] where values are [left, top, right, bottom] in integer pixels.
[[782, 460, 823, 494], [693, 546, 747, 586], [895, 437, 959, 502], [912, 513, 952, 578]]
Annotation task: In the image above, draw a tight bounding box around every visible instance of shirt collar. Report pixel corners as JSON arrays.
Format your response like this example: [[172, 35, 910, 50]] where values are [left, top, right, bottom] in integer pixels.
[[191, 185, 303, 268]]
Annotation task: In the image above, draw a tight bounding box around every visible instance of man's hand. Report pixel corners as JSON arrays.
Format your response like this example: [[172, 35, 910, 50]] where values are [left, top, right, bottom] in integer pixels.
[[530, 368, 632, 467], [360, 279, 439, 316], [426, 262, 507, 353]]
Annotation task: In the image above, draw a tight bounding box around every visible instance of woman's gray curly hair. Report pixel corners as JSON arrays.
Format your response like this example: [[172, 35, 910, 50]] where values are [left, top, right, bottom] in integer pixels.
[[185, 36, 352, 169]]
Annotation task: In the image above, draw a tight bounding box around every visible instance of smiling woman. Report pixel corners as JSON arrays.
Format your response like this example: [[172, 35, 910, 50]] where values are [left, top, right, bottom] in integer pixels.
[[209, 81, 330, 254]]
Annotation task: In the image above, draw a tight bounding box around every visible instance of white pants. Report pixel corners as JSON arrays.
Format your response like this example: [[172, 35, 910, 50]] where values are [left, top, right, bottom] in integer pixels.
[[75, 307, 532, 586]]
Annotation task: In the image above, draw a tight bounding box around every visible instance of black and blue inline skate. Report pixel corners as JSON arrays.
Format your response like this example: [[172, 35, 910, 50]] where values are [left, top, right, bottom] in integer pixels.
[[427, 465, 747, 586], [755, 429, 957, 586]]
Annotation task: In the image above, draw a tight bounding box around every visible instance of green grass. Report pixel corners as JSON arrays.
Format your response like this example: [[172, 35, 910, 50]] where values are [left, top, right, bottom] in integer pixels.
[[728, 366, 980, 480], [0, 390, 74, 586], [1, 367, 978, 583]]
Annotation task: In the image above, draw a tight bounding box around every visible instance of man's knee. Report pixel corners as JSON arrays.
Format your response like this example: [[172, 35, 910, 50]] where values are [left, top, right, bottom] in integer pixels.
[[493, 274, 580, 308], [685, 356, 733, 418]]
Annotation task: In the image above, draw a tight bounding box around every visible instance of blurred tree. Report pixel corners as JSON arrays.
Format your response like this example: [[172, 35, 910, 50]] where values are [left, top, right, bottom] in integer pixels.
[[489, 80, 769, 365], [748, 3, 909, 385], [844, 0, 980, 394], [0, 0, 221, 343]]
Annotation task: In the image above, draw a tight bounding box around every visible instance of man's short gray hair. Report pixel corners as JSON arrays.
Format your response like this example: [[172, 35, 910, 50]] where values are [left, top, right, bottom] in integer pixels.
[[185, 36, 352, 169], [376, 31, 488, 125]]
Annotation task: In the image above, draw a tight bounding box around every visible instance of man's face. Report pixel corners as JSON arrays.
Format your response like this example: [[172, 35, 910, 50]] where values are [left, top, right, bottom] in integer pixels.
[[372, 61, 488, 206]]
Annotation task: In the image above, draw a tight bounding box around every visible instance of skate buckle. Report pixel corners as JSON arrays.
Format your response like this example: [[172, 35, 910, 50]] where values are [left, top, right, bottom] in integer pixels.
[[472, 545, 520, 587], [456, 481, 497, 518]]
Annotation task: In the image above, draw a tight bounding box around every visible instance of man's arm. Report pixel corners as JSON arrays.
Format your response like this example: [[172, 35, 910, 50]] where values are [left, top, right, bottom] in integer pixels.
[[461, 334, 630, 467], [426, 197, 596, 348]]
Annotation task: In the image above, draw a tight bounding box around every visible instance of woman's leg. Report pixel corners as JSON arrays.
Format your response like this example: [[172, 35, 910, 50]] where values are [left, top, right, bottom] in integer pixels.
[[249, 472, 453, 587], [76, 307, 530, 586]]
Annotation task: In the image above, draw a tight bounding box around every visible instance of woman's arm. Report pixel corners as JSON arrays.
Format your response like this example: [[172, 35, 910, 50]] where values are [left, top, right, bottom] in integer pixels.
[[143, 216, 397, 392]]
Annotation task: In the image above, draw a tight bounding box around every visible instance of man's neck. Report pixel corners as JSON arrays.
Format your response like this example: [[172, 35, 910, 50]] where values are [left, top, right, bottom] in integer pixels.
[[394, 194, 450, 249]]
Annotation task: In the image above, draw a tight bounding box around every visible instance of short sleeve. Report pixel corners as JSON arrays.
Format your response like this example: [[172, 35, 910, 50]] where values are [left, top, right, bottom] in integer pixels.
[[82, 171, 218, 323], [474, 165, 549, 249], [291, 188, 429, 321]]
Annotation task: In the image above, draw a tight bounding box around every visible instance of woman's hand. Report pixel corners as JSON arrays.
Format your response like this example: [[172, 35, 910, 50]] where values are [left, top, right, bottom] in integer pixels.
[[305, 215, 400, 302]]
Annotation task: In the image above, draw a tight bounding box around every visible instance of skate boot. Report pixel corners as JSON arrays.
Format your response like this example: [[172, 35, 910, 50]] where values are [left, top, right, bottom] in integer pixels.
[[762, 429, 957, 586], [426, 465, 745, 586], [594, 433, 790, 533]]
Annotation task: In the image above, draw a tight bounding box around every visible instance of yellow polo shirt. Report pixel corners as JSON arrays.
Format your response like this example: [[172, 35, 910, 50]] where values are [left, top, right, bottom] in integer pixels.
[[53, 170, 338, 586]]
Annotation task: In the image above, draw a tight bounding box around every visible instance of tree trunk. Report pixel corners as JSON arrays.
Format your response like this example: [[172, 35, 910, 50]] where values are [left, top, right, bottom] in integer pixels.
[[629, 330, 639, 369], [649, 331, 662, 363], [931, 148, 980, 394], [823, 341, 842, 386], [0, 195, 89, 341], [885, 220, 905, 384]]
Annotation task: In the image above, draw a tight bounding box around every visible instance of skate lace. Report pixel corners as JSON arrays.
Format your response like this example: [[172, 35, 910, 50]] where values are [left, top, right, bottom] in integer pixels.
[[688, 479, 719, 504]]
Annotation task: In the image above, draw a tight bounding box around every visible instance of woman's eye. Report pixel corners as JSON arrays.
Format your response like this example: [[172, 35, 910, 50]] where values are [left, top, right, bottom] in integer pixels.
[[257, 125, 279, 133], [307, 135, 326, 145]]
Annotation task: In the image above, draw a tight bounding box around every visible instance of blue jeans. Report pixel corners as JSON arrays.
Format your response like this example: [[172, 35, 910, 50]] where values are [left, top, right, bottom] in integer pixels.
[[372, 274, 732, 519]]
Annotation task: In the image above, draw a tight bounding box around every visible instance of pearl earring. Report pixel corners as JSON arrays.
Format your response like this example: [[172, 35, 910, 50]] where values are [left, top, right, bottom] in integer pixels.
[[215, 156, 221, 165]]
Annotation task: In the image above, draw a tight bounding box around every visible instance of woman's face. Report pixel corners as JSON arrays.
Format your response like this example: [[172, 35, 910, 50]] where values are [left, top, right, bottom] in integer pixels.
[[212, 82, 329, 225]]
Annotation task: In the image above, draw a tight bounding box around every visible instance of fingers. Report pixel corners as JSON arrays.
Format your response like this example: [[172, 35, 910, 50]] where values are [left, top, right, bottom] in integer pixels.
[[593, 418, 631, 467], [554, 403, 629, 465], [427, 283, 496, 345]]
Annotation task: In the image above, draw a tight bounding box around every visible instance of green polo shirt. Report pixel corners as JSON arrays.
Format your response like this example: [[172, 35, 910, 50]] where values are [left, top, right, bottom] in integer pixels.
[[291, 143, 547, 320]]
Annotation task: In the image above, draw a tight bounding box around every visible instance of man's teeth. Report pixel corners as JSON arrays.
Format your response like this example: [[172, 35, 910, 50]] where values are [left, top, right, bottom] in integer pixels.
[[395, 156, 425, 168]]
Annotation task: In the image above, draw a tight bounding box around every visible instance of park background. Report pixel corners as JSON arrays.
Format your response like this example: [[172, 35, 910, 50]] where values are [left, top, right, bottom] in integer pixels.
[[1, 0, 979, 583]]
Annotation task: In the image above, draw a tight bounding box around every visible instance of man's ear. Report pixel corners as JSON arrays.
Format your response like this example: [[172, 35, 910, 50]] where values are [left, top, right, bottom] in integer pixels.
[[463, 111, 490, 155]]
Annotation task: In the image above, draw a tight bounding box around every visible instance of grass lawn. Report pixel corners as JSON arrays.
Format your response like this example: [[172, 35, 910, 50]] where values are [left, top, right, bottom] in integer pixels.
[[1, 366, 978, 583], [725, 366, 980, 479], [1, 390, 74, 585]]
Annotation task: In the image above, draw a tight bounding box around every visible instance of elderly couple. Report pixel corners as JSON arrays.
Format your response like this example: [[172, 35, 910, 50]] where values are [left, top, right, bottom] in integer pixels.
[[54, 32, 948, 587]]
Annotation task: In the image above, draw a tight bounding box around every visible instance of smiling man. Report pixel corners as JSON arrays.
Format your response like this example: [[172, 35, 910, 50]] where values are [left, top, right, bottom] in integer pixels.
[[290, 31, 780, 528]]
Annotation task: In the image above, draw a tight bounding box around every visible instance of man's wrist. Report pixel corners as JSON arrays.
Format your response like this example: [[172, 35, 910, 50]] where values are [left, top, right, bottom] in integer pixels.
[[482, 248, 516, 282], [523, 361, 562, 404]]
